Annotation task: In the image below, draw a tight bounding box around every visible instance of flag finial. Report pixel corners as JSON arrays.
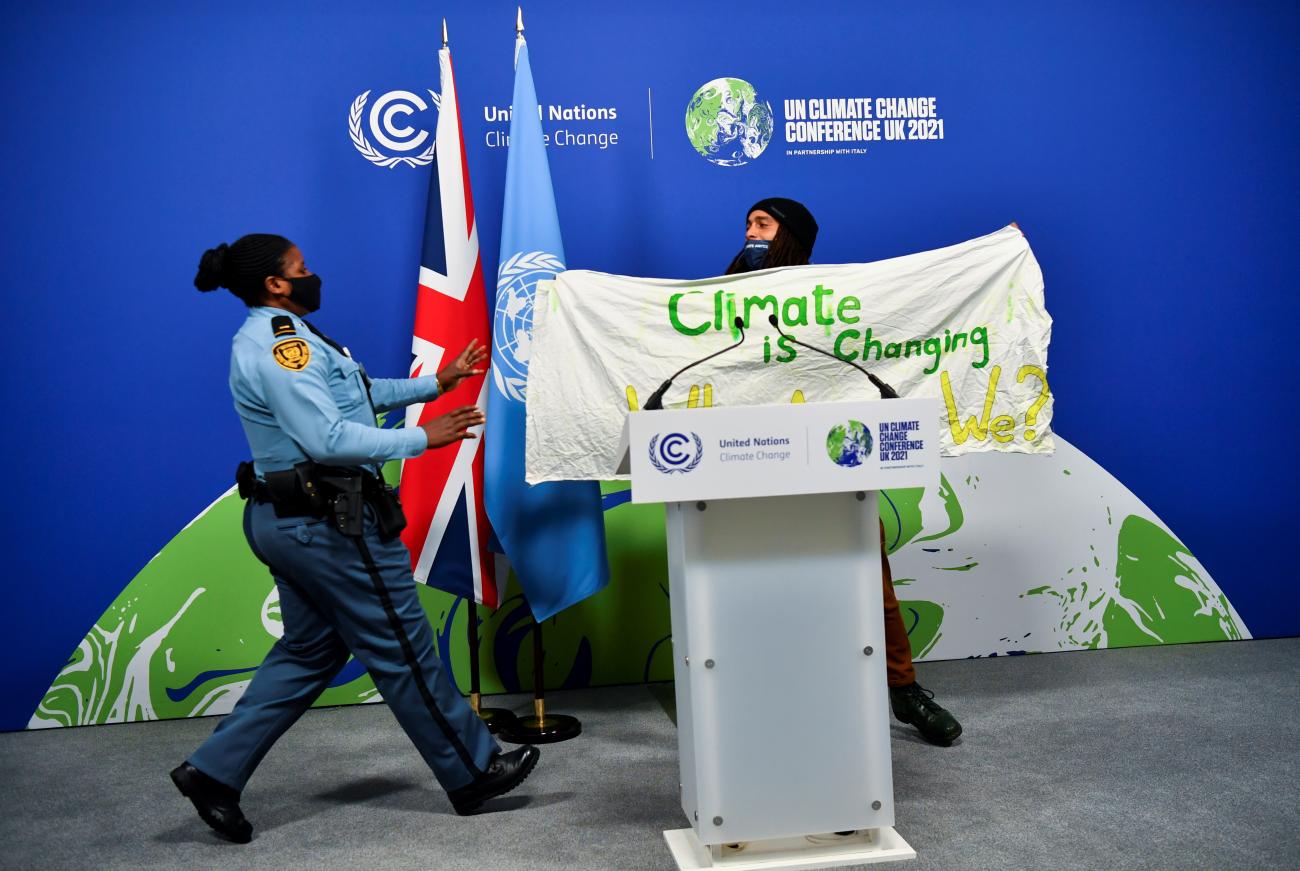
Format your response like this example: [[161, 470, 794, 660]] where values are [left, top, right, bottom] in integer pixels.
[[441, 18, 448, 48], [516, 7, 524, 35]]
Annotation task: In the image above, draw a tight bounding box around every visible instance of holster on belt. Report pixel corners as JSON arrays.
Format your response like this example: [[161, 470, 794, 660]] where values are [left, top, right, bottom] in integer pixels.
[[318, 471, 365, 538], [235, 460, 406, 541]]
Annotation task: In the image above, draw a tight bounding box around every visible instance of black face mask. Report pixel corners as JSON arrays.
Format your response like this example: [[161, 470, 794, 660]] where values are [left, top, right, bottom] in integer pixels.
[[741, 239, 771, 270], [279, 274, 321, 313]]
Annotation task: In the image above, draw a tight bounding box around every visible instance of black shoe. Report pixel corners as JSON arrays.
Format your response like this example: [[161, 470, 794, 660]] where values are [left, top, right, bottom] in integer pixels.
[[889, 682, 962, 746], [170, 762, 253, 843], [448, 745, 540, 815]]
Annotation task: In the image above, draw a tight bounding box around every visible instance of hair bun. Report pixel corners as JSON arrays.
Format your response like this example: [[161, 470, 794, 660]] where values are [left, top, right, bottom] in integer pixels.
[[194, 243, 230, 292]]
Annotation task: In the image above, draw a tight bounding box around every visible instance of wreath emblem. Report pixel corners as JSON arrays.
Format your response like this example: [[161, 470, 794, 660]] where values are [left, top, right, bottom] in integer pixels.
[[648, 432, 704, 474], [492, 250, 565, 402], [349, 90, 439, 168]]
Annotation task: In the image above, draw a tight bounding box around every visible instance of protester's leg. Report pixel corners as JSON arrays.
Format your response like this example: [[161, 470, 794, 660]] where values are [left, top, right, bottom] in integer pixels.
[[878, 521, 963, 745], [879, 521, 918, 688]]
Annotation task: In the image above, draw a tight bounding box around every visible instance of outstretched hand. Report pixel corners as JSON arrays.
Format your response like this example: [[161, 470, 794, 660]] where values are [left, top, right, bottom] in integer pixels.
[[437, 339, 488, 394], [421, 406, 485, 448]]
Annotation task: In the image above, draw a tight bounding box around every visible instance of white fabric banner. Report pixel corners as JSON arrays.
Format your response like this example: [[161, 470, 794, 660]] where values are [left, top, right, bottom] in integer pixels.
[[526, 225, 1052, 482]]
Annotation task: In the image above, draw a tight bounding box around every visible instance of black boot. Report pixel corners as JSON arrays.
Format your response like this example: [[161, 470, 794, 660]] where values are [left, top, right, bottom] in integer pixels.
[[170, 762, 253, 843], [889, 682, 962, 746], [448, 745, 540, 815]]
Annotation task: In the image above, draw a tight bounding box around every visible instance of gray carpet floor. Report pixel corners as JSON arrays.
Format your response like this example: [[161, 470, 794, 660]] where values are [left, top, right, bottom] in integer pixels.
[[2, 638, 1296, 870]]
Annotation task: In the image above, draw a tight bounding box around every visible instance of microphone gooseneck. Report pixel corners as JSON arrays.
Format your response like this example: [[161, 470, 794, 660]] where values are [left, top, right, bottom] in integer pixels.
[[767, 314, 899, 399], [643, 316, 747, 410]]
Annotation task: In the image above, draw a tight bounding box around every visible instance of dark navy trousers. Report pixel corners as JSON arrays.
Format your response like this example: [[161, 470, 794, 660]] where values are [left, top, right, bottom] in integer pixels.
[[189, 500, 498, 792]]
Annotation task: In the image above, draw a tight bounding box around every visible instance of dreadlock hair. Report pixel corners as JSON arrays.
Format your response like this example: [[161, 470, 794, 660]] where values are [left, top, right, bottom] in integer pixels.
[[194, 234, 294, 306], [724, 224, 812, 275]]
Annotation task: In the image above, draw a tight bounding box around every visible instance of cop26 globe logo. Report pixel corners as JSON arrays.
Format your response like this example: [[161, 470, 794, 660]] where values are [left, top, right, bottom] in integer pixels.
[[685, 78, 774, 166], [349, 89, 439, 168], [492, 251, 565, 403], [649, 432, 704, 474], [826, 420, 873, 467]]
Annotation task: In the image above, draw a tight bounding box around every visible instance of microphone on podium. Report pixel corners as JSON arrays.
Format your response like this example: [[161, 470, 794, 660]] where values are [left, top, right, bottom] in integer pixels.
[[643, 316, 747, 410], [767, 314, 899, 399]]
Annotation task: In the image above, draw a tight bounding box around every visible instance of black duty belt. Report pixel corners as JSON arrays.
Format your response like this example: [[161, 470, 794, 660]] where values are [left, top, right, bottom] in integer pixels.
[[235, 460, 406, 539]]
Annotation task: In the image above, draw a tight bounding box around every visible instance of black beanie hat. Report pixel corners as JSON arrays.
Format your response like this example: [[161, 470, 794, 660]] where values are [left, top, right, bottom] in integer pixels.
[[748, 197, 818, 252]]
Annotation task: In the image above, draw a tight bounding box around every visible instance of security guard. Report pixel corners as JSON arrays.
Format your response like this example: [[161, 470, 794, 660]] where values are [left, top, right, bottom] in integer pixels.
[[174, 233, 538, 843]]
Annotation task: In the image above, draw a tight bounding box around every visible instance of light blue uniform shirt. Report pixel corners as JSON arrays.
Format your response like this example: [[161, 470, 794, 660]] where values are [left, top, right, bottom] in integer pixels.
[[230, 307, 436, 475]]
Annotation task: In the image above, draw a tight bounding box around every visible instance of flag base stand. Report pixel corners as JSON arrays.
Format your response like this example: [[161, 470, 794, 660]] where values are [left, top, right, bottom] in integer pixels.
[[466, 599, 515, 735], [498, 617, 583, 745], [469, 692, 516, 735], [500, 699, 582, 744]]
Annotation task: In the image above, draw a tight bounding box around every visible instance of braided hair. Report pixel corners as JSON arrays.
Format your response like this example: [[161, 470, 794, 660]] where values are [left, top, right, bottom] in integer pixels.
[[194, 234, 294, 305], [724, 224, 811, 275]]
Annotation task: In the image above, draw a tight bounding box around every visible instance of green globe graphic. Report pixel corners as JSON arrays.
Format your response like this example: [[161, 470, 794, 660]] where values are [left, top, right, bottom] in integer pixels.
[[685, 77, 774, 166], [827, 420, 873, 467]]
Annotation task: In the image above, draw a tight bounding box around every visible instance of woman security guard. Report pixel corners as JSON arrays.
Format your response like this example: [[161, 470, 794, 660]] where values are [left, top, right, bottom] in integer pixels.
[[726, 199, 963, 747], [173, 233, 538, 843]]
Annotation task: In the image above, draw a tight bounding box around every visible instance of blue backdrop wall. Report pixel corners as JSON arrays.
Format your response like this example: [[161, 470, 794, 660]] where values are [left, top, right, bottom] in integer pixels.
[[2, 0, 1297, 731]]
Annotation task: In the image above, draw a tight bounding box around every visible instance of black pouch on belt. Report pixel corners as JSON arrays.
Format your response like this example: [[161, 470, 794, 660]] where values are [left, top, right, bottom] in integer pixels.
[[368, 480, 407, 540], [235, 462, 257, 500], [292, 461, 330, 515]]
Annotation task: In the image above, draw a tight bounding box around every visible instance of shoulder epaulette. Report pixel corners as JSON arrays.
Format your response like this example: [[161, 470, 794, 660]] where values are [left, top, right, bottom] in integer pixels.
[[271, 315, 297, 338]]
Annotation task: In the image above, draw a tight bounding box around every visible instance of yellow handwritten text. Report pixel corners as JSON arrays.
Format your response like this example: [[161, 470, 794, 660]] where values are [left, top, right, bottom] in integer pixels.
[[940, 364, 1050, 444]]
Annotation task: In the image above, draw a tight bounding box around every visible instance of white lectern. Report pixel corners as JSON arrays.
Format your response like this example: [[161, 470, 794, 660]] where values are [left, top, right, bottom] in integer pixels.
[[619, 399, 940, 870]]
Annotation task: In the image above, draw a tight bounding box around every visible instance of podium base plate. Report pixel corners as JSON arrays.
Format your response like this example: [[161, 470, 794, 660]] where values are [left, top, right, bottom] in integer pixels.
[[663, 827, 915, 870]]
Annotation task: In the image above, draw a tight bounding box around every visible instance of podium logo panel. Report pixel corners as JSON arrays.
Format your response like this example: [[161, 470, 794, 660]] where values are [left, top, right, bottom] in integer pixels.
[[627, 400, 940, 503], [650, 432, 704, 474], [826, 420, 873, 467]]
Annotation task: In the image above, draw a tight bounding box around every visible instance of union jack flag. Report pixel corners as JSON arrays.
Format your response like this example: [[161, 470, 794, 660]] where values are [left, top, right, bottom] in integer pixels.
[[399, 46, 497, 608]]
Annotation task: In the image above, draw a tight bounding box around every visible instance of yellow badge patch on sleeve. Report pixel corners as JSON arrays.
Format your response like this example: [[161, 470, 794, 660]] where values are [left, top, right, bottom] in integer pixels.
[[272, 338, 311, 371]]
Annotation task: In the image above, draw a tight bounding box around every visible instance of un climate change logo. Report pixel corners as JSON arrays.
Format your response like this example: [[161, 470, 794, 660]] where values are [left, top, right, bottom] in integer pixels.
[[349, 89, 439, 168], [827, 420, 873, 468], [685, 77, 774, 166], [493, 251, 564, 402], [649, 432, 703, 474]]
